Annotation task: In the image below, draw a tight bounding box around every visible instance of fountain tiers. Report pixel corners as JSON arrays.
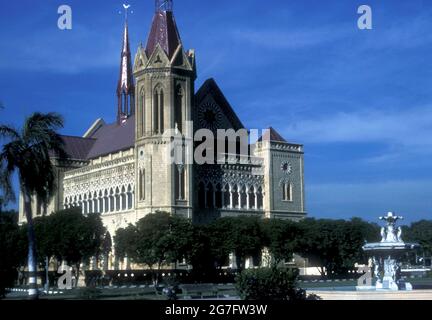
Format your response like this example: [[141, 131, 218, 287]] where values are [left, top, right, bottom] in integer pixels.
[[359, 212, 420, 291]]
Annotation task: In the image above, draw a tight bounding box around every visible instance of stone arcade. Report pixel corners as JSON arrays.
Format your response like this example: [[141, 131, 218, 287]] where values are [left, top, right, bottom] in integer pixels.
[[19, 0, 306, 269]]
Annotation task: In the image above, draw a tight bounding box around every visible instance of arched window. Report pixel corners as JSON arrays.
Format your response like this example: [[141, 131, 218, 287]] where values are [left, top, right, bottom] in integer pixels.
[[153, 88, 159, 134], [140, 90, 145, 136], [127, 185, 133, 210], [159, 88, 164, 133], [249, 186, 256, 209], [283, 183, 292, 201], [93, 192, 98, 213], [153, 85, 164, 134], [139, 169, 145, 201], [88, 192, 93, 214], [240, 185, 247, 209], [109, 189, 115, 212], [257, 186, 263, 209], [175, 85, 183, 133], [104, 190, 109, 213], [78, 195, 83, 213], [121, 186, 127, 211], [232, 185, 239, 209], [215, 184, 222, 208], [223, 184, 230, 209], [115, 187, 121, 212], [83, 194, 88, 214]]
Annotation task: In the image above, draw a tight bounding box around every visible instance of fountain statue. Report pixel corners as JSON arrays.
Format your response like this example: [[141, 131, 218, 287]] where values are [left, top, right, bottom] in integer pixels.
[[361, 212, 420, 291]]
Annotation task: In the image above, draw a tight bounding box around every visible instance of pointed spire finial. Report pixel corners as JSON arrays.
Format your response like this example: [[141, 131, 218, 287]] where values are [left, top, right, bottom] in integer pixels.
[[117, 4, 135, 124], [123, 4, 132, 21], [156, 0, 173, 13]]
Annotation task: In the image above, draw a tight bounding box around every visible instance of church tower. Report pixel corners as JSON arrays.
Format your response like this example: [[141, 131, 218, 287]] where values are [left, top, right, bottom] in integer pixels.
[[117, 10, 135, 124], [133, 0, 196, 219]]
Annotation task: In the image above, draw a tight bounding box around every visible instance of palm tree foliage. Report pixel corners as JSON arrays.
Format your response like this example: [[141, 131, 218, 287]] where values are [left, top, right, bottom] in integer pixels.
[[0, 112, 67, 298]]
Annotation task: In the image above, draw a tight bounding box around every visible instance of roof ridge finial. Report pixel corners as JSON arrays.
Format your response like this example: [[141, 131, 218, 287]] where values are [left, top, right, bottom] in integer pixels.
[[156, 0, 173, 13]]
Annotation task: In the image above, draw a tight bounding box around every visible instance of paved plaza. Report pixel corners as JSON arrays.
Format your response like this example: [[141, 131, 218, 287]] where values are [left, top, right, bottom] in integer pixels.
[[308, 290, 432, 300]]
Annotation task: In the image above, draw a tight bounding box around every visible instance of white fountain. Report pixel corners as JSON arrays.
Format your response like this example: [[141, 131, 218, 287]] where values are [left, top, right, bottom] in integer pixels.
[[361, 212, 420, 291]]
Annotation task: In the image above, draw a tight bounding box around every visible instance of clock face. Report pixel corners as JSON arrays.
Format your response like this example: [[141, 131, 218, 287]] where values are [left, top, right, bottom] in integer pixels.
[[281, 162, 293, 174], [198, 102, 223, 131]]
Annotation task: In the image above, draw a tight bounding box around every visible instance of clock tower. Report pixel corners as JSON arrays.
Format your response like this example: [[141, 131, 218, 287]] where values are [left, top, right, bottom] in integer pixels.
[[133, 0, 196, 219]]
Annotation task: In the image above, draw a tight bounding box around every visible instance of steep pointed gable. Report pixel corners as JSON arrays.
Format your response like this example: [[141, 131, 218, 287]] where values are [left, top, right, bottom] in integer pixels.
[[195, 78, 245, 131]]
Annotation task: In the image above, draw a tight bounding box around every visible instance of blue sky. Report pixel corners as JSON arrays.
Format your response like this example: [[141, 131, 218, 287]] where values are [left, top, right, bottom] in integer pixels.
[[1, 0, 432, 223]]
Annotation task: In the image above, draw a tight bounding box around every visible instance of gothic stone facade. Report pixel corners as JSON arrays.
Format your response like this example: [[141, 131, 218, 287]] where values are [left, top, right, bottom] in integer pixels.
[[18, 6, 306, 242]]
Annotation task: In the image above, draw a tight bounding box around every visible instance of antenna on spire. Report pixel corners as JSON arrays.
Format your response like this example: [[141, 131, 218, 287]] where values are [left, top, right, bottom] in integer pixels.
[[156, 0, 173, 12]]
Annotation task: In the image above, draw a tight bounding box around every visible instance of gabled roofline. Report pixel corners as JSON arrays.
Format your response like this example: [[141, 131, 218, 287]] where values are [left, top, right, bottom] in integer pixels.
[[195, 78, 245, 130]]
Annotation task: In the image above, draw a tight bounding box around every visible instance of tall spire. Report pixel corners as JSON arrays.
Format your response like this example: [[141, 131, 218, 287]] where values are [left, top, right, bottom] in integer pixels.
[[146, 0, 182, 59], [156, 0, 173, 12], [117, 4, 135, 125]]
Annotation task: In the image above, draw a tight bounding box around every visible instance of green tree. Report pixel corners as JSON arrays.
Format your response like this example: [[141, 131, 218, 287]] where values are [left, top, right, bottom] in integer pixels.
[[0, 112, 66, 299], [296, 218, 374, 276], [114, 224, 138, 262], [209, 217, 264, 270], [404, 220, 432, 257], [262, 219, 302, 266], [48, 208, 105, 285], [115, 212, 194, 288], [0, 214, 26, 298], [187, 225, 215, 274], [19, 208, 106, 287], [207, 218, 235, 269], [126, 212, 194, 269]]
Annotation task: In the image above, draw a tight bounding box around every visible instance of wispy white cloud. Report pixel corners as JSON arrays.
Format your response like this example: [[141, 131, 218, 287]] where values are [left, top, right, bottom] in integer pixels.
[[282, 106, 432, 148]]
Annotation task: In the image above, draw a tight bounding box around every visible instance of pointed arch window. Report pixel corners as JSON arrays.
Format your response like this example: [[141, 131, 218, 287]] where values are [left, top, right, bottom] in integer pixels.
[[175, 85, 183, 133], [282, 183, 293, 202], [140, 90, 145, 136], [153, 85, 165, 134], [139, 169, 145, 201], [153, 88, 159, 134], [159, 89, 164, 133], [127, 185, 133, 209], [115, 187, 121, 212]]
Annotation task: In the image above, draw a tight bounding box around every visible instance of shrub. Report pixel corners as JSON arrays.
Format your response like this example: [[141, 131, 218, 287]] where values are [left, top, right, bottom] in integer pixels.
[[235, 267, 305, 301]]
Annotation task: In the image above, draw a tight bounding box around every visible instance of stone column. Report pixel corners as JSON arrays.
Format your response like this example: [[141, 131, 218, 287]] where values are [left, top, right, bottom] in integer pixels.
[[229, 187, 233, 209], [246, 187, 250, 210], [254, 191, 258, 210], [229, 252, 237, 269]]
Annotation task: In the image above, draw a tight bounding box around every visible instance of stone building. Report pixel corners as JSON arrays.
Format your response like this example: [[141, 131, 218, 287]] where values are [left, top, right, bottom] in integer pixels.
[[19, 1, 306, 259]]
